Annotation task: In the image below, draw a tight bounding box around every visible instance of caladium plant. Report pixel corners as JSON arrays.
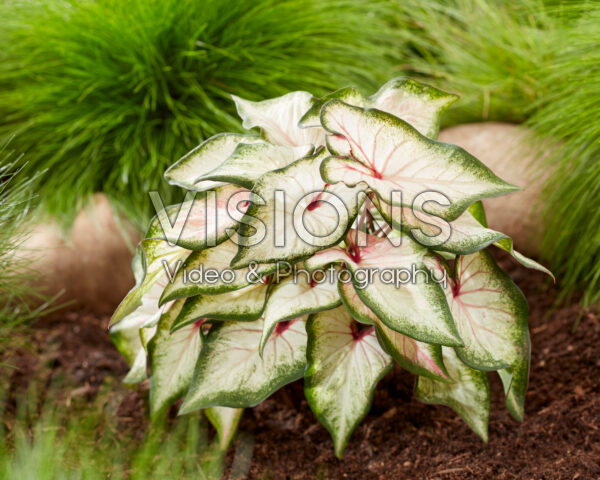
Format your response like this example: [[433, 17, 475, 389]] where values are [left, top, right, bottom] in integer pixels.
[[110, 77, 552, 457]]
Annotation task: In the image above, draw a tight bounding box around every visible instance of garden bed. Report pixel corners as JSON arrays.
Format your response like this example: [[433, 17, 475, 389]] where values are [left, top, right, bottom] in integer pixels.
[[5, 254, 599, 479]]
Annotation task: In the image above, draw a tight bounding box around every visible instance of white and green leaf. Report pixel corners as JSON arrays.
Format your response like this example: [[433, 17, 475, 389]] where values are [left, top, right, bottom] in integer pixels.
[[231, 148, 366, 268], [194, 141, 312, 189], [172, 282, 269, 332], [304, 307, 392, 458], [415, 347, 491, 442], [367, 77, 458, 138], [204, 407, 244, 449], [180, 317, 307, 413], [161, 238, 276, 303], [300, 77, 458, 138], [320, 101, 517, 221], [110, 281, 176, 385], [338, 278, 450, 381], [498, 331, 530, 422], [164, 133, 262, 191], [445, 250, 529, 371], [306, 231, 462, 346], [494, 237, 554, 278], [374, 198, 507, 255], [110, 314, 151, 385], [111, 239, 190, 326], [259, 272, 341, 355], [148, 300, 203, 418], [146, 185, 251, 251], [337, 277, 378, 325], [232, 91, 325, 147]]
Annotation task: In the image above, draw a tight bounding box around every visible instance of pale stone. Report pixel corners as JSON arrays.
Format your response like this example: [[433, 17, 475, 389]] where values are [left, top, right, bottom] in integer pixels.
[[18, 194, 141, 315], [439, 122, 552, 256]]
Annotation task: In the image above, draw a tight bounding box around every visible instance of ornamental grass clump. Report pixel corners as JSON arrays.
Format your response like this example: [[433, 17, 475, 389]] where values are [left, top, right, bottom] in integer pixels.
[[111, 78, 552, 456], [0, 0, 401, 228]]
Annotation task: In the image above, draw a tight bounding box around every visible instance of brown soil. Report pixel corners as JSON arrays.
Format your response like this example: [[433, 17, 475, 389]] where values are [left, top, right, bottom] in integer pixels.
[[3, 255, 600, 480]]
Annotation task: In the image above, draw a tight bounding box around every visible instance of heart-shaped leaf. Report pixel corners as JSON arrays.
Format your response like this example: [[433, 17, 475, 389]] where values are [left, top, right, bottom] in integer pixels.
[[300, 77, 458, 138], [259, 271, 341, 355], [374, 198, 507, 255], [415, 347, 491, 442], [232, 91, 325, 147], [172, 282, 269, 332], [161, 238, 277, 303], [146, 185, 251, 251], [148, 300, 203, 418], [306, 230, 462, 346], [111, 239, 190, 326], [445, 250, 529, 371], [230, 148, 366, 268], [320, 101, 517, 221], [338, 279, 450, 381], [180, 317, 307, 413], [194, 141, 312, 189], [165, 133, 262, 191], [305, 307, 392, 458]]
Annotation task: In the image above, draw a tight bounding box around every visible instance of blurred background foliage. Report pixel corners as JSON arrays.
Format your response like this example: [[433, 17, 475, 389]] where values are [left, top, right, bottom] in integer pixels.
[[0, 0, 598, 304]]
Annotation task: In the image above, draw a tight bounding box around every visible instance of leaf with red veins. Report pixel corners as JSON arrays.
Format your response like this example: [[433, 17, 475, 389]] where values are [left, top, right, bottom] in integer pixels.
[[305, 307, 392, 458], [498, 330, 530, 422], [441, 250, 529, 371], [339, 279, 450, 381], [306, 230, 462, 346], [299, 78, 458, 139], [180, 316, 308, 412], [146, 184, 251, 251], [148, 300, 203, 418], [111, 239, 190, 327], [337, 278, 378, 325], [193, 141, 313, 190], [373, 198, 507, 255], [320, 100, 517, 221], [230, 148, 366, 268], [161, 237, 279, 303], [259, 272, 341, 355], [165, 133, 262, 191], [232, 91, 325, 147], [415, 347, 491, 442], [171, 282, 269, 332]]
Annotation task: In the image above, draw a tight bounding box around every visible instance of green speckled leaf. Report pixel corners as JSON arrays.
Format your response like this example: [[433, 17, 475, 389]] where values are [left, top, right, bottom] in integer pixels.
[[306, 230, 462, 346], [161, 238, 277, 303], [205, 407, 244, 449], [172, 282, 269, 332], [305, 307, 391, 458], [111, 239, 190, 327], [232, 91, 324, 147], [300, 77, 457, 138], [165, 133, 262, 191], [148, 300, 202, 418], [320, 101, 517, 221], [180, 317, 307, 413], [146, 185, 250, 251], [415, 347, 490, 442], [444, 251, 529, 371], [194, 141, 312, 189], [231, 148, 366, 268], [259, 272, 341, 355]]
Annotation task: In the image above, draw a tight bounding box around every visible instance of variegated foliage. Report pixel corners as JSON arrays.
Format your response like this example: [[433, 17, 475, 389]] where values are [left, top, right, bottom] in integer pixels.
[[111, 78, 551, 457]]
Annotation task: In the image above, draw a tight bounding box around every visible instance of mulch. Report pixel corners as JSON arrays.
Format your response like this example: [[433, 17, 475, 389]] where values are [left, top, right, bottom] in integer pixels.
[[3, 254, 599, 479]]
